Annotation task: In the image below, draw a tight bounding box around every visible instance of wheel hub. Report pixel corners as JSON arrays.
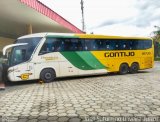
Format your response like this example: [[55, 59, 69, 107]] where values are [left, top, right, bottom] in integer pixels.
[[45, 73, 51, 79]]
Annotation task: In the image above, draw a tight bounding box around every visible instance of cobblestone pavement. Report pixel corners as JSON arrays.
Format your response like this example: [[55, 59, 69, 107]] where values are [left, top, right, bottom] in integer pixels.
[[0, 62, 160, 122]]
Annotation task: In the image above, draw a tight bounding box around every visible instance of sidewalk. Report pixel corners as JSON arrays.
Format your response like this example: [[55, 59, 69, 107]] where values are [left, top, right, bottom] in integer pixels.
[[0, 64, 5, 90], [0, 82, 5, 90]]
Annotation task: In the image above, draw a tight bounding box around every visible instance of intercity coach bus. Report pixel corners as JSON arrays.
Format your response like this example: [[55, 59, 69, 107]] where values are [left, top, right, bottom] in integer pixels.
[[3, 33, 154, 82]]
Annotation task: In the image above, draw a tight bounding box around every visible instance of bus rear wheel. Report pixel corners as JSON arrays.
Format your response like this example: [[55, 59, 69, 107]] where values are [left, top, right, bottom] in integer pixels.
[[129, 63, 139, 74], [40, 68, 56, 83], [119, 63, 129, 75]]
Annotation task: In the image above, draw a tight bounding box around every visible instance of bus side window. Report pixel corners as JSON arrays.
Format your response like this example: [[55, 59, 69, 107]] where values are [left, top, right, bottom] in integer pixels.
[[85, 39, 98, 51], [108, 40, 116, 50], [70, 39, 76, 51], [105, 40, 110, 50], [84, 40, 89, 51], [39, 39, 50, 54], [114, 40, 119, 50], [119, 40, 130, 50], [77, 39, 84, 51], [62, 39, 70, 51], [144, 40, 152, 49], [136, 40, 144, 50], [58, 40, 65, 51], [96, 39, 106, 50], [130, 40, 139, 50], [107, 40, 115, 50], [131, 40, 137, 50], [52, 39, 62, 52], [123, 41, 128, 50], [96, 40, 101, 50], [131, 40, 143, 50], [92, 40, 98, 50], [128, 40, 152, 50], [39, 38, 60, 54], [46, 38, 53, 52], [128, 40, 133, 50], [59, 38, 84, 51], [117, 40, 123, 50]]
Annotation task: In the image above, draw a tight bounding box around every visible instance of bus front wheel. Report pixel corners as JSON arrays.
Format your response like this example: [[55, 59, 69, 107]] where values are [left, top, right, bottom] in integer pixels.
[[129, 63, 139, 74], [40, 68, 56, 83], [119, 63, 129, 75]]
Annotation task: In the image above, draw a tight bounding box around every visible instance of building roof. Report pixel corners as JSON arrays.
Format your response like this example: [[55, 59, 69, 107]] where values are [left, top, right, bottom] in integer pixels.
[[0, 0, 84, 39]]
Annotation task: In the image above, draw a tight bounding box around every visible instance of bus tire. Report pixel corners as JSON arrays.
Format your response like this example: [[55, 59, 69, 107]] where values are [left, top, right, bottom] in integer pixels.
[[40, 68, 56, 83], [119, 63, 129, 75], [129, 63, 139, 74]]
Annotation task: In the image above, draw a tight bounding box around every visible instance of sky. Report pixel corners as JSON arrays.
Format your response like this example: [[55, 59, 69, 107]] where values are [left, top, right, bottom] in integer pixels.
[[39, 0, 160, 37]]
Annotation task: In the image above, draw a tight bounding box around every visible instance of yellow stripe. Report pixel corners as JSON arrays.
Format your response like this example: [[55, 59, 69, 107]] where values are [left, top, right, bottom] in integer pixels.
[[91, 50, 154, 72], [91, 51, 109, 69], [75, 34, 152, 40]]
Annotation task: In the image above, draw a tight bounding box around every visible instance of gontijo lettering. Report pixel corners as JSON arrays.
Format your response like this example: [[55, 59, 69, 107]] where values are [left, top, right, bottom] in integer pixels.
[[104, 52, 135, 57]]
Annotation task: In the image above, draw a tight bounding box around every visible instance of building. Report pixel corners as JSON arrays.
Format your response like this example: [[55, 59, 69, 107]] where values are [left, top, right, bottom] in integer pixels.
[[0, 0, 83, 54]]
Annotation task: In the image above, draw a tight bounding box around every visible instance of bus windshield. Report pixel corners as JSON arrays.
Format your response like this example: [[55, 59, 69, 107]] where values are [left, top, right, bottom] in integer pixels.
[[9, 37, 42, 66]]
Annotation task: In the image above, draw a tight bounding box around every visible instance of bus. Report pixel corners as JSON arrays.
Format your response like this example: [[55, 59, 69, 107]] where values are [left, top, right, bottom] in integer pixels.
[[3, 33, 154, 82]]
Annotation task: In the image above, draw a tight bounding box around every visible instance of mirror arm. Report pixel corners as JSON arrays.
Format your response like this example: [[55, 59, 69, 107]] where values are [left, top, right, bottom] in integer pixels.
[[3, 43, 28, 56]]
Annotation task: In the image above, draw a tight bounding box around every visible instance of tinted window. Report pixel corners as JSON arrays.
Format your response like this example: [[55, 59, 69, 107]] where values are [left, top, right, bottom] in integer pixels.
[[96, 40, 106, 50], [96, 40, 114, 50], [130, 40, 152, 50], [39, 38, 152, 53], [107, 39, 152, 50], [105, 40, 119, 50], [137, 41, 144, 49], [118, 40, 130, 50], [85, 39, 98, 50], [144, 40, 152, 49], [105, 40, 115, 50], [39, 38, 61, 54], [62, 38, 84, 51], [85, 39, 119, 51], [10, 37, 41, 66], [39, 38, 84, 54]]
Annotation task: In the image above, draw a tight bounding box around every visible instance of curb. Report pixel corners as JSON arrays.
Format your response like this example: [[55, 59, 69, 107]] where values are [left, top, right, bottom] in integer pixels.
[[0, 82, 5, 90]]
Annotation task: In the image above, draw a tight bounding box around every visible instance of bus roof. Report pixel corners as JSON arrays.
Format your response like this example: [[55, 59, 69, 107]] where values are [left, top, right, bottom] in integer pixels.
[[18, 32, 152, 40]]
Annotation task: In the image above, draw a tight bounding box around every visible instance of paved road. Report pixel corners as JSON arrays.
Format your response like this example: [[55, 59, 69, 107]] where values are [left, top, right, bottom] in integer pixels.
[[0, 62, 160, 122]]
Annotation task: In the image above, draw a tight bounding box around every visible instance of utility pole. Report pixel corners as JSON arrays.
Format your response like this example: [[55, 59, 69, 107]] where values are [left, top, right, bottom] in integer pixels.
[[80, 0, 85, 31]]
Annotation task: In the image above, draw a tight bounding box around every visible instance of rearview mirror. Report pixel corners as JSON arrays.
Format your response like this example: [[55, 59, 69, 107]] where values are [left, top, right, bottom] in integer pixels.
[[2, 55, 8, 63]]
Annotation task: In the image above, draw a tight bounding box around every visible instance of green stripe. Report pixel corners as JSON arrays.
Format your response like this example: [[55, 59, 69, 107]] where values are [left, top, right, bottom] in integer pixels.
[[60, 52, 93, 70], [76, 52, 106, 69], [60, 51, 106, 70]]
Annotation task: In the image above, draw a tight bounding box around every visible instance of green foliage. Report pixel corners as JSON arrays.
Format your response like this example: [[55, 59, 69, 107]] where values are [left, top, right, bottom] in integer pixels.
[[155, 57, 160, 61], [153, 26, 160, 57], [153, 26, 160, 42], [153, 30, 160, 35]]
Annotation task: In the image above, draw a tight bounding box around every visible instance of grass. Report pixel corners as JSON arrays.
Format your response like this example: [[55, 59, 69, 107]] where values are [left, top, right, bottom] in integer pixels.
[[155, 57, 160, 61]]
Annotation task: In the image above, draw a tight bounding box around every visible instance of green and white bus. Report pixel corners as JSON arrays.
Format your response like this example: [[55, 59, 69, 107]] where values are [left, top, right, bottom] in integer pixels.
[[3, 33, 154, 82]]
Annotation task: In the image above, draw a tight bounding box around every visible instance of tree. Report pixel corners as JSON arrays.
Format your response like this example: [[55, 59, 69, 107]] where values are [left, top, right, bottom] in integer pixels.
[[153, 26, 160, 42], [152, 26, 160, 57]]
